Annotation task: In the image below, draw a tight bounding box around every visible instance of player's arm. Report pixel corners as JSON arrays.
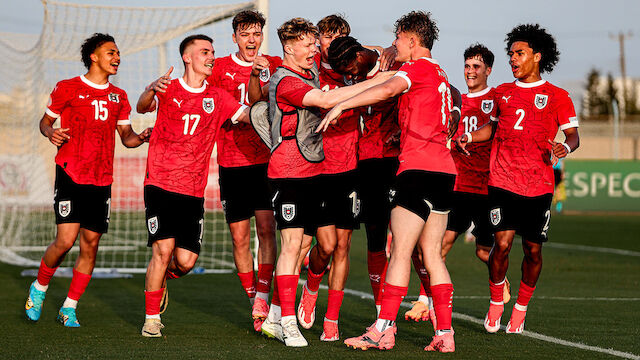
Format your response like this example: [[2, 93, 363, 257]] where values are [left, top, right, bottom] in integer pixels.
[[316, 75, 407, 132], [548, 127, 579, 160], [449, 84, 462, 139], [233, 106, 251, 124], [137, 66, 173, 113], [248, 56, 270, 104], [39, 113, 70, 147], [454, 120, 496, 156], [303, 70, 396, 110], [117, 124, 152, 148]]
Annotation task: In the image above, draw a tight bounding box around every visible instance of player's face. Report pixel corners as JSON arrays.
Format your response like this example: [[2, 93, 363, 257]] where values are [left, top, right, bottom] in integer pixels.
[[464, 56, 491, 92], [319, 31, 345, 62], [233, 23, 264, 62], [286, 33, 318, 70], [337, 58, 367, 82], [508, 41, 541, 81], [392, 31, 411, 63], [92, 42, 120, 75], [185, 39, 215, 76]]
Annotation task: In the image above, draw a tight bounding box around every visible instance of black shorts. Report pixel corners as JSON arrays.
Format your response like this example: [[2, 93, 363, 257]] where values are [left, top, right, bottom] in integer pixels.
[[54, 165, 111, 234], [358, 157, 399, 225], [390, 170, 455, 221], [219, 164, 272, 224], [270, 177, 323, 230], [144, 185, 204, 254], [316, 170, 361, 230], [488, 186, 553, 243], [447, 191, 493, 248]]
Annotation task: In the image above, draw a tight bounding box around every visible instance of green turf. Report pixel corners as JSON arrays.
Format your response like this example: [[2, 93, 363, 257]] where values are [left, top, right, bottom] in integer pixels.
[[1, 214, 639, 359]]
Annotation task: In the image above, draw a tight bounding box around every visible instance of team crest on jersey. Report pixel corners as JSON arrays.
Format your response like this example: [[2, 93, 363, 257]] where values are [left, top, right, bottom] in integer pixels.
[[481, 99, 494, 114], [343, 77, 353, 86], [108, 93, 120, 103], [259, 68, 271, 82], [282, 204, 296, 222], [147, 216, 159, 235], [58, 200, 71, 218], [534, 94, 549, 109], [221, 200, 227, 214], [388, 189, 396, 203], [203, 98, 214, 114], [490, 208, 501, 226]]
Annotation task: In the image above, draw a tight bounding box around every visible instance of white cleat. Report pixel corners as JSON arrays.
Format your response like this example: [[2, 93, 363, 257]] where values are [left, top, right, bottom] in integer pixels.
[[261, 318, 284, 342], [282, 317, 308, 347], [141, 318, 164, 338]]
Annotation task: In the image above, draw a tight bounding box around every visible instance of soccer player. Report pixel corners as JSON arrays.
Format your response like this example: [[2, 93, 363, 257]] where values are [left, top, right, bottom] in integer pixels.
[[137, 34, 250, 337], [206, 10, 281, 332], [455, 24, 580, 334], [25, 33, 151, 327], [319, 11, 457, 352]]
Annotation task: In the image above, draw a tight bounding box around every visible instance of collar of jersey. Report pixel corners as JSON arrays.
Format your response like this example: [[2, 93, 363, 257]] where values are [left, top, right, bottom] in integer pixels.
[[80, 75, 109, 90], [179, 77, 207, 93], [232, 52, 258, 67], [281, 65, 314, 80], [515, 79, 546, 88], [320, 61, 333, 70], [417, 57, 439, 65], [466, 86, 493, 98]]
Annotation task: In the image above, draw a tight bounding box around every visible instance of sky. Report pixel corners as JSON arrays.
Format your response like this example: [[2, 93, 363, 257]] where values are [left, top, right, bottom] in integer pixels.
[[1, 0, 639, 99]]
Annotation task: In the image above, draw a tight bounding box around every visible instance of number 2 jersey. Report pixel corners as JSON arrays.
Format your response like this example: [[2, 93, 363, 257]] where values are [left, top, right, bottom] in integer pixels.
[[45, 75, 131, 186], [489, 80, 578, 197], [208, 53, 282, 167], [144, 78, 246, 198]]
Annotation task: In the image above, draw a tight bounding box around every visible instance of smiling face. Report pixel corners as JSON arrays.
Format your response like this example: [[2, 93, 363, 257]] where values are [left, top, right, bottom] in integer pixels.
[[285, 33, 318, 71], [392, 31, 413, 63], [233, 23, 264, 62], [464, 55, 491, 93], [508, 41, 541, 82], [183, 39, 215, 76], [90, 41, 120, 75]]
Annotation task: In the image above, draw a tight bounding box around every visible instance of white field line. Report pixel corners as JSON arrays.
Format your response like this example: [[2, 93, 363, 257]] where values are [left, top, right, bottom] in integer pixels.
[[317, 284, 640, 360], [449, 296, 640, 301], [529, 241, 640, 257]]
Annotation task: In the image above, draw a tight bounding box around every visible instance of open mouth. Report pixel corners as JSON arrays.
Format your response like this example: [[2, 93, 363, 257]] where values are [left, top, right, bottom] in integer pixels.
[[205, 63, 213, 69]]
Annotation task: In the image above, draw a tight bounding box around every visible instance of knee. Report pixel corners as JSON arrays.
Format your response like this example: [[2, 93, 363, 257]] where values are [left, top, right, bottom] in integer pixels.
[[153, 246, 173, 266], [256, 222, 275, 242], [318, 240, 337, 257], [524, 244, 542, 261], [231, 230, 251, 249], [174, 259, 196, 275]]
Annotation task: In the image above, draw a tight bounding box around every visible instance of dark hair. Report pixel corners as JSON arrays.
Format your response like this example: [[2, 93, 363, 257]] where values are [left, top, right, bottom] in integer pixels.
[[464, 43, 495, 68], [394, 11, 438, 50], [317, 14, 350, 36], [232, 10, 266, 32], [80, 33, 115, 70], [505, 23, 560, 73], [277, 18, 318, 44], [328, 36, 364, 72], [179, 34, 213, 57]]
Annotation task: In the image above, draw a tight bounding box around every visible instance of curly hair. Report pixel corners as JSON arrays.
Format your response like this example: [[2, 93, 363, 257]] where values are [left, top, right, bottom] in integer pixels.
[[80, 33, 115, 70], [505, 23, 560, 74], [464, 43, 494, 68], [317, 14, 350, 36], [328, 36, 364, 72], [232, 10, 266, 32], [394, 11, 439, 50], [277, 18, 319, 44]]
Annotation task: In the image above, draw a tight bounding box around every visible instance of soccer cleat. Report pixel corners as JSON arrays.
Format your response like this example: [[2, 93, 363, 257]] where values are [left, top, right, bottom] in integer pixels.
[[506, 306, 527, 334], [141, 318, 164, 337], [261, 318, 284, 342], [503, 277, 511, 304], [253, 318, 265, 332], [320, 318, 339, 341], [159, 286, 169, 315], [252, 297, 269, 320], [404, 300, 428, 322], [281, 317, 308, 347], [484, 302, 504, 333], [344, 323, 396, 350], [297, 283, 318, 329], [25, 281, 46, 321], [424, 331, 455, 352], [57, 307, 80, 328]]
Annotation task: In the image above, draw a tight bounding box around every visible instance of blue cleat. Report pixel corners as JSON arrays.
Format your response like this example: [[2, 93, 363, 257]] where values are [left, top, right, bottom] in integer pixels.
[[57, 307, 81, 327], [25, 281, 46, 321]]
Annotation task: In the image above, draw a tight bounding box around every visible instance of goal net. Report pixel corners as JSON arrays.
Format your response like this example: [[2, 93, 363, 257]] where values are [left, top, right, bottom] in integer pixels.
[[0, 0, 260, 273]]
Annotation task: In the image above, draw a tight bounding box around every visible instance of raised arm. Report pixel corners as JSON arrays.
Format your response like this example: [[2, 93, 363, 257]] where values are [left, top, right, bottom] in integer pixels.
[[248, 56, 271, 104], [137, 67, 173, 113], [302, 70, 396, 109]]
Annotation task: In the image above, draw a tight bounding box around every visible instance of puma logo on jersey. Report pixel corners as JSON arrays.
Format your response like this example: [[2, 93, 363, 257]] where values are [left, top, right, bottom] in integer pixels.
[[78, 94, 89, 99], [173, 98, 183, 108], [225, 72, 236, 80], [502, 96, 511, 103]]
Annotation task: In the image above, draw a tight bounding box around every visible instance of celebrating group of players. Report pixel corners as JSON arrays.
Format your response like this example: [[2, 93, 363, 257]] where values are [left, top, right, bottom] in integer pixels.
[[24, 8, 580, 353]]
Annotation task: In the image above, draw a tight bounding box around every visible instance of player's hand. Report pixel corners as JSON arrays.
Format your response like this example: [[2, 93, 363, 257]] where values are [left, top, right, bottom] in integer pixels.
[[148, 67, 173, 93], [455, 133, 471, 156], [384, 129, 401, 145], [379, 45, 397, 71], [251, 56, 270, 77], [47, 127, 70, 147], [448, 107, 461, 140], [316, 105, 344, 132], [139, 127, 152, 142], [548, 139, 569, 159]]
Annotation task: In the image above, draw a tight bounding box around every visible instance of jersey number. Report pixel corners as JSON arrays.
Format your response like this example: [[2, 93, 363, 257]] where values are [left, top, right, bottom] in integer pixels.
[[91, 100, 108, 121], [514, 109, 525, 130], [462, 116, 478, 132], [437, 82, 452, 126], [237, 83, 250, 105], [181, 114, 201, 135]]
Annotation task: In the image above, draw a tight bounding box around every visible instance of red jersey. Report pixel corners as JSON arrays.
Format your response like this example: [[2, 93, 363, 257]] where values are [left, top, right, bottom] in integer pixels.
[[319, 62, 359, 174], [145, 78, 245, 197], [451, 87, 495, 194], [489, 80, 578, 197], [394, 58, 456, 175], [268, 66, 322, 179], [208, 53, 282, 167], [358, 58, 401, 161], [46, 75, 131, 186]]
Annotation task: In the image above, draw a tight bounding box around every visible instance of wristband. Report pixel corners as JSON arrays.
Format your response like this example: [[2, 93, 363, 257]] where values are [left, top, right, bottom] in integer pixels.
[[562, 142, 571, 153], [452, 106, 461, 115], [464, 132, 472, 143]]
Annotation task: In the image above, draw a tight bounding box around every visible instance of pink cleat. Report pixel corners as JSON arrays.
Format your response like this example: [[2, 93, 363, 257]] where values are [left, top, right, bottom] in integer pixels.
[[252, 297, 269, 320], [424, 331, 455, 352], [344, 323, 396, 350], [484, 302, 504, 333], [297, 283, 318, 329], [320, 318, 339, 341], [506, 304, 527, 334]]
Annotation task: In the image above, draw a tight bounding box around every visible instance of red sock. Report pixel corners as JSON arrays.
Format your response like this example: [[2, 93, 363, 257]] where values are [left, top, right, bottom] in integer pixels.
[[516, 281, 536, 307], [379, 283, 408, 321], [489, 279, 505, 303], [431, 283, 453, 330], [271, 276, 280, 306], [305, 268, 324, 293], [367, 251, 387, 305], [37, 258, 58, 286], [411, 249, 431, 296], [67, 269, 91, 301], [166, 269, 180, 280], [256, 264, 274, 294], [237, 271, 256, 299], [145, 288, 164, 316], [326, 289, 344, 321], [276, 274, 299, 317]]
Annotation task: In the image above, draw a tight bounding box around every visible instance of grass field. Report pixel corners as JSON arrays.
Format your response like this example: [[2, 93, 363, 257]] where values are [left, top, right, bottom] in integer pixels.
[[1, 214, 639, 359]]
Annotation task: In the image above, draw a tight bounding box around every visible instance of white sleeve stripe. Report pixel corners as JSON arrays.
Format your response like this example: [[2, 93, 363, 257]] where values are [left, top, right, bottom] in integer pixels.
[[394, 72, 412, 91], [559, 122, 579, 130], [230, 105, 248, 124], [117, 119, 131, 125], [45, 108, 60, 119]]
